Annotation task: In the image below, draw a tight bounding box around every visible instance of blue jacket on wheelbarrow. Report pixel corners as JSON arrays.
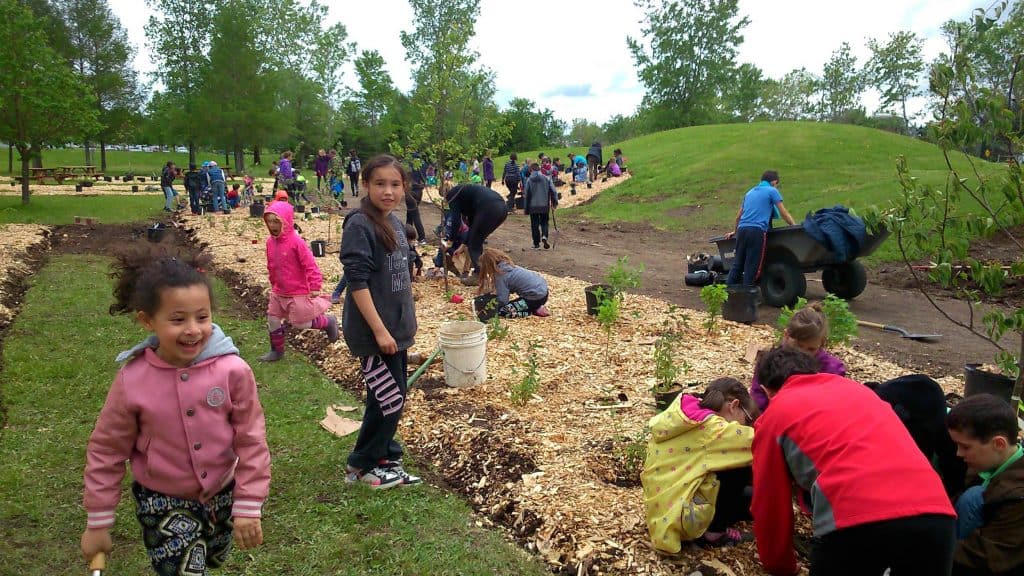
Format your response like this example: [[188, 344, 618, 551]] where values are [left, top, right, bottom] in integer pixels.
[[802, 205, 866, 262]]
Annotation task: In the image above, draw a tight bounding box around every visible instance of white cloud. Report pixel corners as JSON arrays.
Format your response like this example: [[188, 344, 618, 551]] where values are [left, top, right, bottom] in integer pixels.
[[110, 0, 981, 124]]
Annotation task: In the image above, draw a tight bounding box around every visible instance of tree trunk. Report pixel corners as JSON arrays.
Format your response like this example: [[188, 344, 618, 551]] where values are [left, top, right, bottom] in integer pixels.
[[19, 147, 31, 204], [224, 148, 229, 168], [1014, 333, 1023, 423], [7, 142, 11, 174], [99, 141, 108, 172], [188, 141, 196, 166], [253, 145, 261, 166], [234, 146, 245, 173], [84, 141, 92, 166], [31, 147, 42, 169]]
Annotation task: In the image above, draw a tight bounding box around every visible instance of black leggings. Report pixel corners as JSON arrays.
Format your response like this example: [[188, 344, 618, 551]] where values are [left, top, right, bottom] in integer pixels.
[[467, 201, 508, 272], [529, 213, 550, 246], [347, 352, 407, 471], [405, 187, 425, 242], [810, 514, 955, 576], [709, 466, 753, 532], [504, 179, 519, 208]]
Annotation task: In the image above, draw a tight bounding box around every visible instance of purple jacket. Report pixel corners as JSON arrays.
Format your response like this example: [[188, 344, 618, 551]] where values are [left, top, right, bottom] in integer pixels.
[[483, 157, 495, 182], [278, 158, 294, 180], [750, 348, 846, 411], [314, 154, 330, 177]]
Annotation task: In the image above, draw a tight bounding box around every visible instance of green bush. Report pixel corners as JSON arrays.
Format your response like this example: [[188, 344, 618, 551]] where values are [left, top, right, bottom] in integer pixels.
[[776, 294, 858, 347]]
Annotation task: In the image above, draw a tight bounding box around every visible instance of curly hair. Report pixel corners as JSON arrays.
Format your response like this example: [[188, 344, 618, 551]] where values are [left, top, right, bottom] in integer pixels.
[[109, 242, 214, 316]]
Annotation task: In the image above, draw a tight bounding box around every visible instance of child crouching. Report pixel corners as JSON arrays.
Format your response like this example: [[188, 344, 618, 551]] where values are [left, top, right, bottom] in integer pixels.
[[477, 248, 550, 318], [642, 377, 758, 552]]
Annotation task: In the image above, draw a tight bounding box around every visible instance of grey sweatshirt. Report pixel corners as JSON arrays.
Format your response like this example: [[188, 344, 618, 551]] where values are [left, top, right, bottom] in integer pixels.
[[340, 211, 417, 356], [495, 262, 549, 306]]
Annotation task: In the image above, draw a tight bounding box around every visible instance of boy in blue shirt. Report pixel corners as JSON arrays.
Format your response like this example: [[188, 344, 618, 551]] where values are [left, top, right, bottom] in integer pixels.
[[725, 170, 795, 287]]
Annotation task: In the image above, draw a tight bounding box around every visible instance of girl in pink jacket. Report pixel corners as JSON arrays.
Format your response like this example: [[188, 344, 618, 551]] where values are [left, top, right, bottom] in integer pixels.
[[81, 245, 271, 575], [259, 200, 338, 361]]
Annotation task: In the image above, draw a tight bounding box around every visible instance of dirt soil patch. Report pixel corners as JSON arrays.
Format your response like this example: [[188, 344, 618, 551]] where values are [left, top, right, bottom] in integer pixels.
[[183, 203, 969, 575]]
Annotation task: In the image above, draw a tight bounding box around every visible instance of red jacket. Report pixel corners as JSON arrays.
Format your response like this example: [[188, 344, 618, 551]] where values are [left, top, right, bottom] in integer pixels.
[[751, 373, 954, 576]]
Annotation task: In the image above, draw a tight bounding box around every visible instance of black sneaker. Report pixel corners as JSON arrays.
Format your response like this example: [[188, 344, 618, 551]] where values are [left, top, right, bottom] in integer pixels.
[[383, 460, 422, 486], [344, 465, 402, 490], [541, 237, 550, 249]]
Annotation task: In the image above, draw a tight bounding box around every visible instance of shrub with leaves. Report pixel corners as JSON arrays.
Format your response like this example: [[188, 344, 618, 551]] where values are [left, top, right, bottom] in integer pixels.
[[606, 256, 644, 293], [700, 283, 728, 335], [509, 341, 540, 406], [652, 333, 682, 393]]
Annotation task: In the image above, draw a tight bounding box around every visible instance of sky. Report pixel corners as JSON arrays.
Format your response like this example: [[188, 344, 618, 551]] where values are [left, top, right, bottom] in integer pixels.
[[108, 0, 984, 124]]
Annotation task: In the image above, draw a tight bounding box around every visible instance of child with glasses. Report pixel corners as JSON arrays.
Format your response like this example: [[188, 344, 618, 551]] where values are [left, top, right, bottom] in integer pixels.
[[642, 377, 760, 552]]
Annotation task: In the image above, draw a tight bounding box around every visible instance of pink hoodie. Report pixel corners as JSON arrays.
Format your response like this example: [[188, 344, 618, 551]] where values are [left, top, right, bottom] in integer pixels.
[[264, 201, 323, 295], [84, 345, 270, 529]]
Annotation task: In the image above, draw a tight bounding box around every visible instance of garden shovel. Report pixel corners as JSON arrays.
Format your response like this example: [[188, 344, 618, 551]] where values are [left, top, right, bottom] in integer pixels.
[[857, 320, 942, 342], [89, 552, 105, 575]]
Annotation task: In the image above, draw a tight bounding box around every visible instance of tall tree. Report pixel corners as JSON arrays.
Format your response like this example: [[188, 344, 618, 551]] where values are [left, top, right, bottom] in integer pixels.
[[720, 63, 764, 123], [398, 0, 507, 169], [627, 0, 748, 128], [760, 68, 820, 121], [0, 0, 98, 203], [58, 0, 143, 171], [819, 42, 865, 121], [866, 31, 925, 133], [353, 49, 398, 128], [145, 0, 213, 163]]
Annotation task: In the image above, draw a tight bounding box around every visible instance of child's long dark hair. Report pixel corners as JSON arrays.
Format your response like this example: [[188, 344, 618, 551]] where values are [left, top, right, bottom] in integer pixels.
[[699, 377, 760, 421], [359, 154, 409, 252], [109, 243, 214, 316]]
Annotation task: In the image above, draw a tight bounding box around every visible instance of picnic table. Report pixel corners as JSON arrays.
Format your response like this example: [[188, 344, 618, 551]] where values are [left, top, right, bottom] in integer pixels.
[[27, 167, 60, 183], [59, 166, 104, 180]]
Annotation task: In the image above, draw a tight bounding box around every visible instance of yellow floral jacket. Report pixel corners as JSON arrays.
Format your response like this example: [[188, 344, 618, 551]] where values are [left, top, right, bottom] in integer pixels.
[[641, 394, 754, 553]]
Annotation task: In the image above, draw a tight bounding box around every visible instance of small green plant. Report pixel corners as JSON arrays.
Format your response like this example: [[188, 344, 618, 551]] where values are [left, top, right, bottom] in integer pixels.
[[509, 341, 540, 406], [595, 287, 621, 341], [652, 334, 681, 393], [776, 294, 859, 347], [605, 256, 644, 293], [486, 314, 508, 341], [700, 283, 728, 335], [615, 428, 650, 480]]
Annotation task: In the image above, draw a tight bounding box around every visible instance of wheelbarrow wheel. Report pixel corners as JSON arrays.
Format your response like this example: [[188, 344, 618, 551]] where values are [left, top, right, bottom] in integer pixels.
[[761, 261, 806, 308], [822, 261, 868, 300]]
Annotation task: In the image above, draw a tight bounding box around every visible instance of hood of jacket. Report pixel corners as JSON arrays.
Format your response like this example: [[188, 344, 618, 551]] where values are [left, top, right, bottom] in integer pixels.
[[115, 323, 238, 364], [649, 394, 715, 443], [265, 200, 296, 240]]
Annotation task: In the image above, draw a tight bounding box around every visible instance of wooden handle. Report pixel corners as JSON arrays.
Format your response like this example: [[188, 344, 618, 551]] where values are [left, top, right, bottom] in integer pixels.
[[89, 552, 106, 573], [857, 320, 885, 329]]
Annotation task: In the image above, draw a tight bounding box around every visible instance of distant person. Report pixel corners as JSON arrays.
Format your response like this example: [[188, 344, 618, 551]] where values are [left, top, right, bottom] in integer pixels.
[[501, 153, 522, 211], [183, 163, 204, 215], [160, 161, 178, 212], [277, 151, 295, 193], [476, 248, 550, 318], [523, 162, 558, 250], [346, 150, 362, 196], [725, 170, 796, 287], [207, 161, 228, 214], [314, 148, 330, 191], [482, 152, 495, 188], [586, 141, 603, 183], [227, 183, 241, 208]]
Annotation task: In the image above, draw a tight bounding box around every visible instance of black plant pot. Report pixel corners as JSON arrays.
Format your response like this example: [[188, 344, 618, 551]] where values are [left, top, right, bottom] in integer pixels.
[[132, 185, 139, 192], [310, 240, 326, 257], [654, 386, 683, 411], [474, 294, 499, 322], [249, 202, 265, 218], [964, 364, 1015, 404], [147, 223, 166, 243], [584, 284, 614, 315], [295, 204, 306, 213]]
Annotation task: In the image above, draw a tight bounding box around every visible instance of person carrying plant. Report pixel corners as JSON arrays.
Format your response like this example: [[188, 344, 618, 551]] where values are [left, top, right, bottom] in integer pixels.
[[81, 244, 270, 575], [476, 248, 550, 318], [642, 377, 759, 552], [258, 200, 338, 362], [751, 346, 956, 576], [724, 170, 796, 287], [750, 303, 846, 411], [946, 394, 1024, 576]]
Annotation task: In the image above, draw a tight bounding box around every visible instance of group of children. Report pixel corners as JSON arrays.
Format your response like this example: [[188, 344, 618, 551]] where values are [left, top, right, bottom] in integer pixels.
[[80, 153, 560, 575], [642, 304, 1024, 576]]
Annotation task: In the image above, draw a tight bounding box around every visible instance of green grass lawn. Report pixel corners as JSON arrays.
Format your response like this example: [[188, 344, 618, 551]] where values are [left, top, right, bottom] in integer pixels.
[[0, 195, 164, 225], [0, 255, 548, 575], [502, 122, 1004, 263], [1, 148, 197, 178]]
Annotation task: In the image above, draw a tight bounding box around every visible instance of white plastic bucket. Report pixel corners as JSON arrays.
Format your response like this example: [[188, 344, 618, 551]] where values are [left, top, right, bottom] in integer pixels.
[[438, 320, 488, 388]]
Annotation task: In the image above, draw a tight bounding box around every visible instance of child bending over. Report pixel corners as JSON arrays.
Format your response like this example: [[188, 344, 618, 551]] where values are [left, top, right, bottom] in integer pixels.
[[750, 303, 845, 411], [477, 248, 550, 318], [948, 394, 1024, 576], [81, 245, 270, 575], [259, 201, 338, 361], [642, 377, 759, 552]]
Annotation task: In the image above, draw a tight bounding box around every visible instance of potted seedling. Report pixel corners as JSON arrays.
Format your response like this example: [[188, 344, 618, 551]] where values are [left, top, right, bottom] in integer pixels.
[[652, 333, 686, 411], [585, 256, 644, 315]]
